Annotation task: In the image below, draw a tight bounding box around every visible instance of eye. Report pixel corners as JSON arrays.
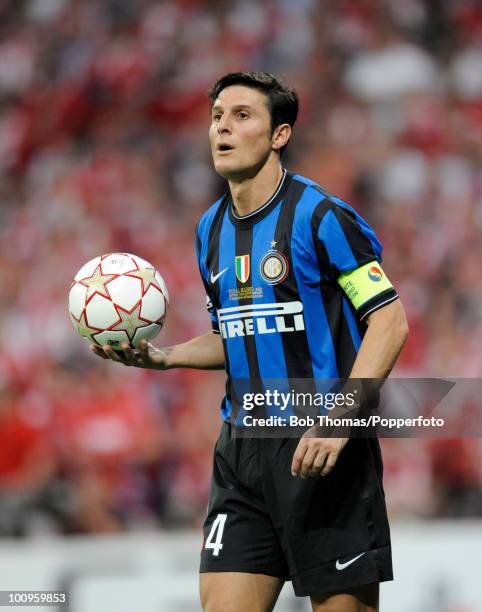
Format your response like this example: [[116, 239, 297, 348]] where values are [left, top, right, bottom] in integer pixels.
[[237, 111, 249, 119], [213, 113, 222, 121]]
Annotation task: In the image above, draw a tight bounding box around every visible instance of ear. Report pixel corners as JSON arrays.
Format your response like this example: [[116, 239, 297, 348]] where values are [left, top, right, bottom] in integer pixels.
[[271, 123, 291, 153]]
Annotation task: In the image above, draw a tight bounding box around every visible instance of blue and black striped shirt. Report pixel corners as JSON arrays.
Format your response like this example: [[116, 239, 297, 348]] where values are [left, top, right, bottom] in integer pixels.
[[195, 170, 398, 419]]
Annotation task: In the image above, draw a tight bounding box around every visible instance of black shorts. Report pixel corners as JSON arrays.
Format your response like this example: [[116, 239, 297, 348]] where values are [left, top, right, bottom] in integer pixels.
[[200, 421, 393, 597]]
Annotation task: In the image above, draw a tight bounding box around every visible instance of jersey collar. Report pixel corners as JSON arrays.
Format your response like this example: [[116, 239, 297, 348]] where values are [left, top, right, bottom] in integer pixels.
[[228, 169, 291, 227]]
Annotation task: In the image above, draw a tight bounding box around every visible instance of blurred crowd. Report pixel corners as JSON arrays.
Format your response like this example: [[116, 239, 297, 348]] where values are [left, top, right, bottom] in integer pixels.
[[0, 0, 481, 535]]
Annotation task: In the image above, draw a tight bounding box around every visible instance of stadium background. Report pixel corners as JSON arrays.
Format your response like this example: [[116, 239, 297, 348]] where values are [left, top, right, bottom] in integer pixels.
[[0, 0, 481, 610]]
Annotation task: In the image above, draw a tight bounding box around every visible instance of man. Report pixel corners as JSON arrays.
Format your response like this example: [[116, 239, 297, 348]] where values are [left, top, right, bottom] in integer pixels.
[[92, 71, 408, 611]]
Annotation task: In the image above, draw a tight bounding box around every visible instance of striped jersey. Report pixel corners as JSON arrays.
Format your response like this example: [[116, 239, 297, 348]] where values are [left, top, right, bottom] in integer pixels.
[[195, 170, 398, 419]]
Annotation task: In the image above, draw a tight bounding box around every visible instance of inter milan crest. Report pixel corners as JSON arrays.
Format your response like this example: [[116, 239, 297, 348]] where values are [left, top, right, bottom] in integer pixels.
[[260, 250, 289, 285], [235, 255, 250, 283]]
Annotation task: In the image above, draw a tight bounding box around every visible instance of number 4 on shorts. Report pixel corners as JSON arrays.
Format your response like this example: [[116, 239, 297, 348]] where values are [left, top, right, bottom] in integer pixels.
[[205, 513, 227, 557]]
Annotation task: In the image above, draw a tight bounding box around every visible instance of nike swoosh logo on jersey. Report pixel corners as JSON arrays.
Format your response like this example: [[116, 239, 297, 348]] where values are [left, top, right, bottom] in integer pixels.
[[335, 552, 366, 570], [210, 268, 229, 284]]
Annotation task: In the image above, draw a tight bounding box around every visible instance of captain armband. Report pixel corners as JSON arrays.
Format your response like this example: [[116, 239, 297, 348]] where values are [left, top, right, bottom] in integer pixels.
[[337, 261, 399, 321]]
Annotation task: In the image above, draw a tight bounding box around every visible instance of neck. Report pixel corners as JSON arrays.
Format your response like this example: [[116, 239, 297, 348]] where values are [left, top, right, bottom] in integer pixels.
[[228, 157, 284, 217]]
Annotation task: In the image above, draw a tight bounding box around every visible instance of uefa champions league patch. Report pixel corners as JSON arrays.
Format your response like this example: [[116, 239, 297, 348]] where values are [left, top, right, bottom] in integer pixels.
[[337, 261, 394, 310], [259, 250, 289, 285]]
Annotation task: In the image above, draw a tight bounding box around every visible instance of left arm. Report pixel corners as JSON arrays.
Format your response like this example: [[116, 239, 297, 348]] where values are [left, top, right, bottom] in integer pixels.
[[350, 299, 409, 378], [291, 299, 409, 478]]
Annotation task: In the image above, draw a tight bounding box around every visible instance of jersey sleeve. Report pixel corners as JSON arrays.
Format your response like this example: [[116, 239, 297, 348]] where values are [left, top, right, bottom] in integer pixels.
[[205, 294, 220, 333], [195, 222, 220, 333], [315, 203, 399, 320]]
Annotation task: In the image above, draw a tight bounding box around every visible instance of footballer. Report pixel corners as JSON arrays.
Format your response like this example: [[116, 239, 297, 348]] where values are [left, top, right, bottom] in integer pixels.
[[92, 71, 408, 612]]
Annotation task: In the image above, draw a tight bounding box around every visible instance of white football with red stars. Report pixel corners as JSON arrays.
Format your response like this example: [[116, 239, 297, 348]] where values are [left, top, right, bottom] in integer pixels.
[[68, 253, 168, 349]]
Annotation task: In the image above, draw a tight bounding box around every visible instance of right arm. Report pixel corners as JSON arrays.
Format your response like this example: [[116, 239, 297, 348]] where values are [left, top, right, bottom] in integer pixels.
[[91, 331, 225, 371]]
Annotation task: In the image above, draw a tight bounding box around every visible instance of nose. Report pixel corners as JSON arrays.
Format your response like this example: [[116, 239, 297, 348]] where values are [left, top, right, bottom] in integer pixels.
[[217, 114, 232, 135]]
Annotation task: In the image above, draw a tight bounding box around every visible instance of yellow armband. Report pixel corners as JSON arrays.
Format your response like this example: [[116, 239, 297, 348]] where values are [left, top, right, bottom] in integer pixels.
[[337, 261, 394, 311]]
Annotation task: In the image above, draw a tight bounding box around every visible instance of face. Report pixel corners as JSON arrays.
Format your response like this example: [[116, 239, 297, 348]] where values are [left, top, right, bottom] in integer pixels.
[[209, 85, 286, 181]]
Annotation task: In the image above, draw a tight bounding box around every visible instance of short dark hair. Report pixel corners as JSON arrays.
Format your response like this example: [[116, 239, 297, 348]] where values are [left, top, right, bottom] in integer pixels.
[[208, 71, 299, 153]]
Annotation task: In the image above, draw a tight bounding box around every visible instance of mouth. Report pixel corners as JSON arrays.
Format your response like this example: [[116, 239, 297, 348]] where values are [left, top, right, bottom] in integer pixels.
[[216, 143, 235, 154]]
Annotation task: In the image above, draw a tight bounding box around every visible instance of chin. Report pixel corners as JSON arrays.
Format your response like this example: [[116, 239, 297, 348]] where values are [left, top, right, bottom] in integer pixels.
[[214, 160, 242, 180]]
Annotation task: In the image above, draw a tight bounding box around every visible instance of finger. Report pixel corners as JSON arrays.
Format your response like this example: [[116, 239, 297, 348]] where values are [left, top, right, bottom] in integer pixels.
[[90, 344, 108, 359], [300, 444, 319, 479], [321, 451, 339, 477], [291, 440, 308, 476], [122, 343, 137, 365], [139, 339, 151, 365], [103, 345, 125, 363], [309, 449, 329, 477]]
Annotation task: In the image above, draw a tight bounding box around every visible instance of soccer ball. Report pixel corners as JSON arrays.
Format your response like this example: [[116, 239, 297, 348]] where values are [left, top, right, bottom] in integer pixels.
[[68, 253, 168, 349]]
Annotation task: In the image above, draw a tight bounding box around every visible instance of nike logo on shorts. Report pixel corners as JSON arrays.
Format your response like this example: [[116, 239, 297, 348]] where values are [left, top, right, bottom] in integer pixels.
[[335, 552, 366, 570]]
